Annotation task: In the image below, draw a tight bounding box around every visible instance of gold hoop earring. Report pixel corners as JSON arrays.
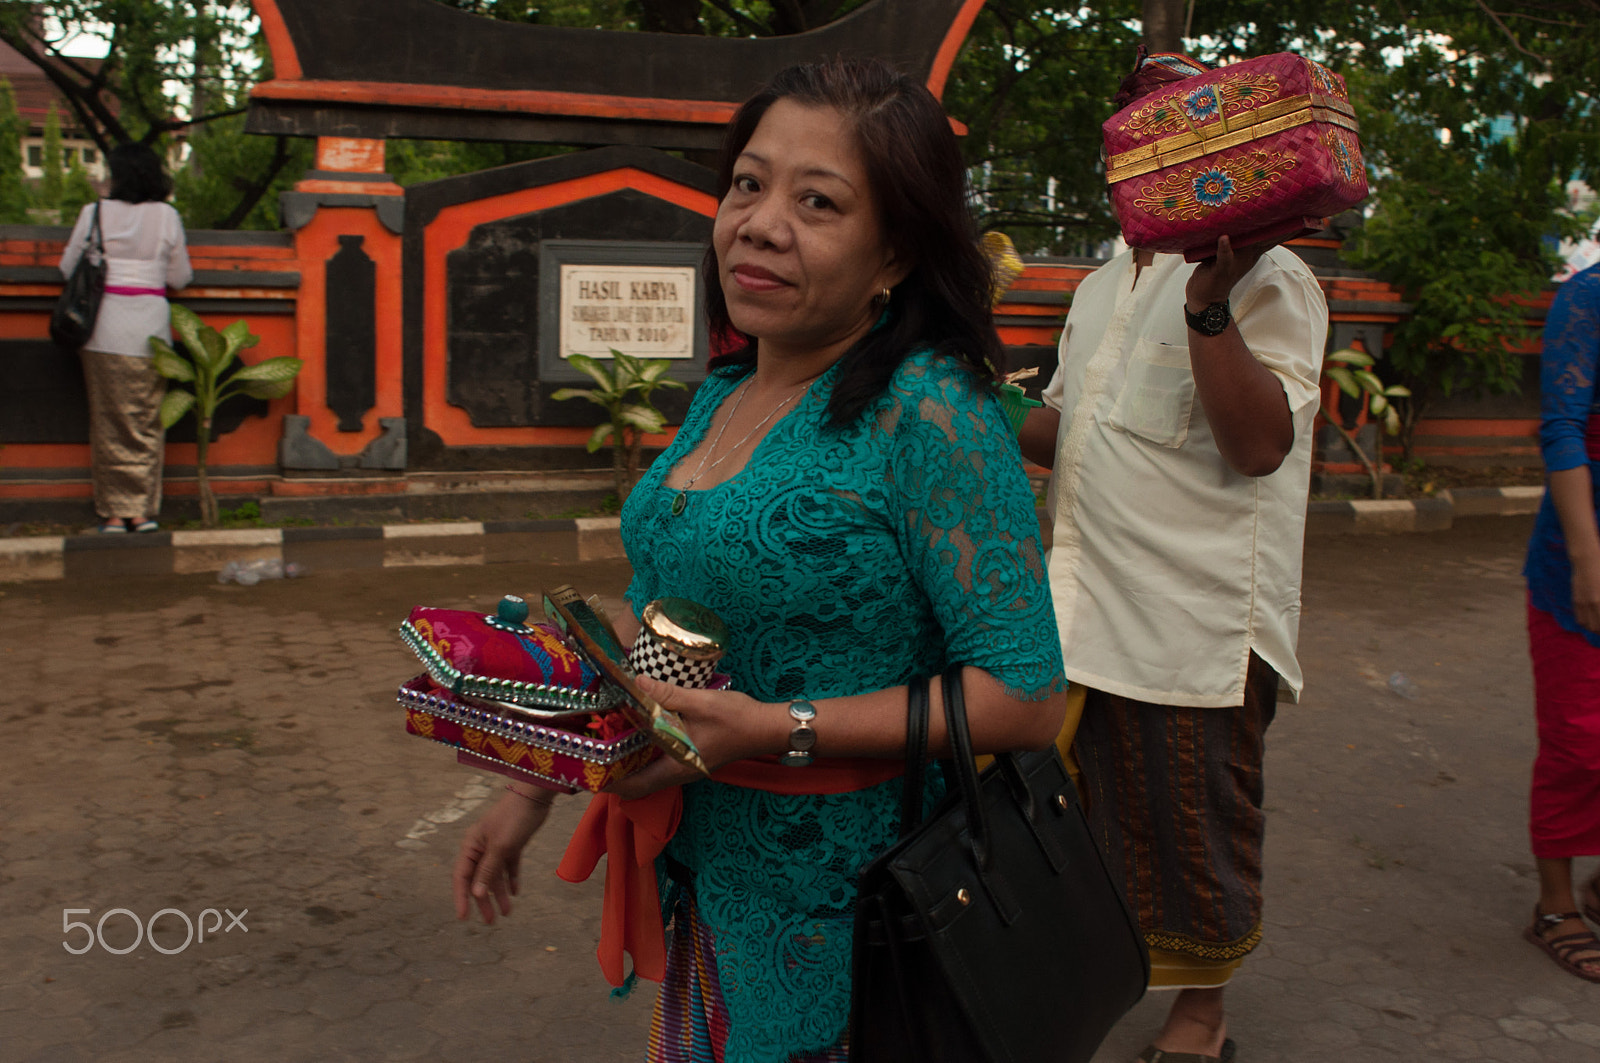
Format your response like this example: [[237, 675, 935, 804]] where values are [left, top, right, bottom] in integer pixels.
[[878, 287, 892, 307]]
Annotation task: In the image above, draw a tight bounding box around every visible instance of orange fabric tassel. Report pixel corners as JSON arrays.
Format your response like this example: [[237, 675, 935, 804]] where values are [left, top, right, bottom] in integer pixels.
[[556, 787, 680, 986], [556, 756, 903, 986]]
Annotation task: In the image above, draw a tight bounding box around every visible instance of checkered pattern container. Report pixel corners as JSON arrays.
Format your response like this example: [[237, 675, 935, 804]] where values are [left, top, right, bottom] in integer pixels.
[[1104, 52, 1368, 261], [627, 597, 728, 688], [630, 631, 719, 686]]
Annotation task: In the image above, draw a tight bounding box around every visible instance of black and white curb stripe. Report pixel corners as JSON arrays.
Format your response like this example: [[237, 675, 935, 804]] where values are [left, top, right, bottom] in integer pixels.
[[0, 517, 627, 583], [0, 488, 1547, 583]]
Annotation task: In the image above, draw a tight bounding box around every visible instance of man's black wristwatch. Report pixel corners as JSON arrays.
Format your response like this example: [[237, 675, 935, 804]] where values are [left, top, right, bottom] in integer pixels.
[[1184, 299, 1232, 337]]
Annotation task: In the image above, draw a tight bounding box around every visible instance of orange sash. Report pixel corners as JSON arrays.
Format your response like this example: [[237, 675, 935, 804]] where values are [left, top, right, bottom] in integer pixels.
[[555, 756, 902, 986]]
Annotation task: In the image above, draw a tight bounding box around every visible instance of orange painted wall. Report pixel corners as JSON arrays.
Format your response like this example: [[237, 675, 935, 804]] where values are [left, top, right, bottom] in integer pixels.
[[291, 206, 403, 456]]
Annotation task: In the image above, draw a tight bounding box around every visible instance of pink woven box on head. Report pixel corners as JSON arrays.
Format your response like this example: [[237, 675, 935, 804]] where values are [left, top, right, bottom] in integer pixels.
[[1104, 52, 1368, 261]]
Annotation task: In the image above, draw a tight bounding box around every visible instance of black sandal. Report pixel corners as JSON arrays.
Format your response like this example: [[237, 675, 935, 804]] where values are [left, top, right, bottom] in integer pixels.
[[1524, 907, 1600, 984], [1138, 1038, 1236, 1063]]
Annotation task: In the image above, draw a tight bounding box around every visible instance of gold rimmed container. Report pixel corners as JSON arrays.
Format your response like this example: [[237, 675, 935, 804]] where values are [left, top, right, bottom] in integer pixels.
[[630, 597, 729, 687]]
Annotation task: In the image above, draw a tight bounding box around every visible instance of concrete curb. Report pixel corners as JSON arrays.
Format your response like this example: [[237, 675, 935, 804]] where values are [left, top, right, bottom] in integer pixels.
[[0, 486, 1546, 583], [0, 518, 624, 584], [1306, 485, 1542, 536]]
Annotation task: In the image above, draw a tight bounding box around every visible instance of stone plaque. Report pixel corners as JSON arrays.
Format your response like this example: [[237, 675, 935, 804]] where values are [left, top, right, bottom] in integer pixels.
[[538, 239, 709, 387], [558, 263, 697, 360]]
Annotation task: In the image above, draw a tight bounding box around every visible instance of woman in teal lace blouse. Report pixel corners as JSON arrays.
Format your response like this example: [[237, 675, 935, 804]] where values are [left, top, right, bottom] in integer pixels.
[[455, 59, 1066, 1061]]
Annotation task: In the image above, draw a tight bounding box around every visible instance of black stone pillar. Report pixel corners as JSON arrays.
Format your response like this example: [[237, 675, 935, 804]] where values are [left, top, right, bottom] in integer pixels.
[[325, 234, 377, 432]]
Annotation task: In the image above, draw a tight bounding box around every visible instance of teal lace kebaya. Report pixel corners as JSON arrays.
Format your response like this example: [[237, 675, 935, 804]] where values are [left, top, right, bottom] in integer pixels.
[[622, 349, 1066, 1062]]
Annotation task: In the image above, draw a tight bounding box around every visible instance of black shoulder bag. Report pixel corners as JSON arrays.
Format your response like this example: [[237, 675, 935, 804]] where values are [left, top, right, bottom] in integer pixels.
[[851, 666, 1150, 1063], [51, 201, 105, 350]]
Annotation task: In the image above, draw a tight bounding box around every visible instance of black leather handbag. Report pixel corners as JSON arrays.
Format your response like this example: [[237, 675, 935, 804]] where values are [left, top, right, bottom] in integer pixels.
[[850, 666, 1149, 1063], [51, 201, 105, 349]]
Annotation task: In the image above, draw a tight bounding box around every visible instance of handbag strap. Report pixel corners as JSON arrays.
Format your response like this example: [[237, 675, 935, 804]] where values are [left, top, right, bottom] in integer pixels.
[[898, 675, 930, 838], [89, 200, 103, 255], [940, 664, 992, 873]]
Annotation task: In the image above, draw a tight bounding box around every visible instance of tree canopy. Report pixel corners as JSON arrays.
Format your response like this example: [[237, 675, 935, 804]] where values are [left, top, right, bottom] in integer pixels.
[[5, 0, 1596, 418]]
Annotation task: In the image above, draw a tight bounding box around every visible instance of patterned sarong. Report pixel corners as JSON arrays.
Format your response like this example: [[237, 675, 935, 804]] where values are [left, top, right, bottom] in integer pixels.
[[1073, 652, 1278, 985], [80, 348, 165, 519], [648, 886, 848, 1063]]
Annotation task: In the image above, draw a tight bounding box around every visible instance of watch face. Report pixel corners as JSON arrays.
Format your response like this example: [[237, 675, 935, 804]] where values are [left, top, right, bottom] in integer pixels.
[[1190, 301, 1231, 336]]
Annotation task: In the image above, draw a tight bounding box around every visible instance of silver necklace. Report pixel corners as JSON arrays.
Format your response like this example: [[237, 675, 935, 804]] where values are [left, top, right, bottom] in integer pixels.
[[670, 377, 807, 516]]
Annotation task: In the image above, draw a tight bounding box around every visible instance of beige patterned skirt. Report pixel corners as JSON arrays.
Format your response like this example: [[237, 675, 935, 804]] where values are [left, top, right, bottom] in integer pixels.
[[81, 348, 165, 520]]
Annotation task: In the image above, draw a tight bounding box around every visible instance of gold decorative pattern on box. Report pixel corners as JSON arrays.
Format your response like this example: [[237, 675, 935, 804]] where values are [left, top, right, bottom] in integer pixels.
[[1105, 101, 1357, 183], [1131, 149, 1299, 222], [1119, 70, 1282, 141]]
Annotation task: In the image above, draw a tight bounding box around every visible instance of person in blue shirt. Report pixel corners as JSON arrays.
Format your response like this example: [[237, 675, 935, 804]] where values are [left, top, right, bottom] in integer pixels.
[[1522, 261, 1600, 983]]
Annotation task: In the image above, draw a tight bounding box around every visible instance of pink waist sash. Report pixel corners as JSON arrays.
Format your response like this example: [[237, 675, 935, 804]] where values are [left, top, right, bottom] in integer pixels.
[[104, 285, 166, 297]]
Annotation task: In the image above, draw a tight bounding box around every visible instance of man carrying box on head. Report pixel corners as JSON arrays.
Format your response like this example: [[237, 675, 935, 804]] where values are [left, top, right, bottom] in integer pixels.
[[1017, 49, 1331, 1063]]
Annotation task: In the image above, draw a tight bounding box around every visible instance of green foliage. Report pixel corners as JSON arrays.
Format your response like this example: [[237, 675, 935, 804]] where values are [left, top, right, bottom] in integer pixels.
[[1333, 5, 1596, 438], [385, 139, 575, 188], [552, 350, 686, 500], [60, 152, 96, 223], [40, 104, 62, 211], [172, 109, 313, 229], [946, 2, 1141, 255], [0, 78, 29, 223], [0, 1, 260, 149], [149, 307, 303, 526]]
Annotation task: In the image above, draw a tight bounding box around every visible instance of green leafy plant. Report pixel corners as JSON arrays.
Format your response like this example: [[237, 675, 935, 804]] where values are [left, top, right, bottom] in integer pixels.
[[148, 305, 302, 527], [1321, 347, 1411, 500], [551, 350, 685, 504]]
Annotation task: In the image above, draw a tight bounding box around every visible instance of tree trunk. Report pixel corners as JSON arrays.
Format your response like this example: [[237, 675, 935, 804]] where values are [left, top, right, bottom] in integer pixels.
[[625, 432, 642, 502], [217, 136, 291, 230], [612, 433, 629, 504], [1142, 0, 1187, 53], [1397, 393, 1426, 466], [197, 417, 218, 526]]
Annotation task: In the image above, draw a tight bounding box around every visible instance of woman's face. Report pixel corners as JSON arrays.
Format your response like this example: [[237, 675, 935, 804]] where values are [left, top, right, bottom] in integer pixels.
[[713, 98, 909, 360]]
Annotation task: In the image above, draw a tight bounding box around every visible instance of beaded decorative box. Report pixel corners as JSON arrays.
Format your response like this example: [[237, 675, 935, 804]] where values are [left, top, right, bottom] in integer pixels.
[[400, 676, 655, 794], [1103, 53, 1368, 261], [398, 592, 722, 793]]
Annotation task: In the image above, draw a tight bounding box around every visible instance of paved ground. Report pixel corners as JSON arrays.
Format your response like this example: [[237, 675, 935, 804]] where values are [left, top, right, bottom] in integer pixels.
[[1, 515, 1595, 1063]]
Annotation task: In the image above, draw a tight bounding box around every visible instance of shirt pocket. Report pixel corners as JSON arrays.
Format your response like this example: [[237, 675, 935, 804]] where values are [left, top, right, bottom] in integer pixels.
[[1108, 339, 1195, 448]]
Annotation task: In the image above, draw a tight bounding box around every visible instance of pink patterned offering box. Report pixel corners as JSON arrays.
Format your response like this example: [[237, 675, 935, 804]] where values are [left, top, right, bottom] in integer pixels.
[[1104, 53, 1368, 260]]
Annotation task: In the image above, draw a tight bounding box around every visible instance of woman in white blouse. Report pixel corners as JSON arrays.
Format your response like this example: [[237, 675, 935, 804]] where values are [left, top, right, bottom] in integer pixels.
[[60, 143, 193, 533]]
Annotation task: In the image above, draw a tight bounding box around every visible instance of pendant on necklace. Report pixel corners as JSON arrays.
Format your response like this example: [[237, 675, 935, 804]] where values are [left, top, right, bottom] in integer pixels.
[[671, 491, 688, 516]]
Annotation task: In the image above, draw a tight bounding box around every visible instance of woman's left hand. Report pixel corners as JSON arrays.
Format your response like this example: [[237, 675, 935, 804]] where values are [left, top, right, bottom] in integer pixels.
[[603, 676, 784, 800]]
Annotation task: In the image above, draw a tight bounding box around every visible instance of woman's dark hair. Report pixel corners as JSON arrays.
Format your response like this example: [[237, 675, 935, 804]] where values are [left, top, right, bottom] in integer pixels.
[[107, 143, 173, 204], [703, 58, 1004, 426]]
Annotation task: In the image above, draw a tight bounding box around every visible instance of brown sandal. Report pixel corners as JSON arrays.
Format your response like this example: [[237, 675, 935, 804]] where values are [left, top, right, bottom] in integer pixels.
[[1524, 907, 1600, 983], [1583, 876, 1600, 926]]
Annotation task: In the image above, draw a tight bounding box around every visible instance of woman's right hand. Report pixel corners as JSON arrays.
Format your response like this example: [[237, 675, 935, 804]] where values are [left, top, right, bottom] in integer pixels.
[[452, 789, 553, 924]]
